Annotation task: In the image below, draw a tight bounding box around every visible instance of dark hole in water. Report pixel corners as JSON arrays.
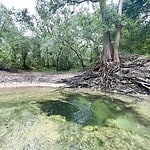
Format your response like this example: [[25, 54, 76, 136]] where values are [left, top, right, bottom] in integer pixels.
[[38, 93, 134, 126]]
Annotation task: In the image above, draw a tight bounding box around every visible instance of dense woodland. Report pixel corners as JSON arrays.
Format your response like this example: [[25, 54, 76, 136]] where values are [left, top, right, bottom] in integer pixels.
[[0, 0, 149, 71]]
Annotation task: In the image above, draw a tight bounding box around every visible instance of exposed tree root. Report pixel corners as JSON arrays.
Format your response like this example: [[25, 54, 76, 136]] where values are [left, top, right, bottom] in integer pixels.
[[62, 55, 150, 95]]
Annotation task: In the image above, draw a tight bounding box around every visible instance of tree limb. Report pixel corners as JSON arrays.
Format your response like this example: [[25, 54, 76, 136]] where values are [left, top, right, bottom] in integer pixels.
[[50, 0, 99, 13]]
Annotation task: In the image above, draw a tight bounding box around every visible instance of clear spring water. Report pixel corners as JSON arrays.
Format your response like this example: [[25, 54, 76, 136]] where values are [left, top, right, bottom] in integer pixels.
[[0, 88, 150, 149], [38, 93, 150, 133]]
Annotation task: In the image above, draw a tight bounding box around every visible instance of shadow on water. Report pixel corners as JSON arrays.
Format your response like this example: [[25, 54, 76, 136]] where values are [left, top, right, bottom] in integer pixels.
[[38, 93, 150, 133]]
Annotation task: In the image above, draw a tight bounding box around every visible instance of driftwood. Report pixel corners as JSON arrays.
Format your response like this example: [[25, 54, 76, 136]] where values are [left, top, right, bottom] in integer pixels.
[[62, 55, 150, 95]]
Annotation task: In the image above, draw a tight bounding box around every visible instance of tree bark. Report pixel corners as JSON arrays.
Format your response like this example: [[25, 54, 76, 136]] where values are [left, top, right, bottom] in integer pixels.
[[113, 24, 121, 62], [113, 0, 123, 63], [98, 0, 113, 63], [102, 31, 113, 62]]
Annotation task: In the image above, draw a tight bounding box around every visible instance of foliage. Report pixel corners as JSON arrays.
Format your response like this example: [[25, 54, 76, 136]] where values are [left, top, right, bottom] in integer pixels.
[[123, 0, 149, 21], [120, 0, 150, 55], [121, 17, 150, 55], [0, 0, 149, 71]]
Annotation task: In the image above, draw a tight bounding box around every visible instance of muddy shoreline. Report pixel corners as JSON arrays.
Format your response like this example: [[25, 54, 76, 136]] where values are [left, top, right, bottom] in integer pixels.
[[0, 71, 78, 88], [0, 69, 149, 101]]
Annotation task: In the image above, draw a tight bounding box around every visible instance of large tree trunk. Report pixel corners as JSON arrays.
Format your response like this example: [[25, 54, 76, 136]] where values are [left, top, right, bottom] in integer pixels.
[[102, 31, 113, 62], [98, 0, 123, 64], [98, 0, 113, 63], [113, 0, 123, 63], [94, 0, 123, 71], [113, 24, 121, 62]]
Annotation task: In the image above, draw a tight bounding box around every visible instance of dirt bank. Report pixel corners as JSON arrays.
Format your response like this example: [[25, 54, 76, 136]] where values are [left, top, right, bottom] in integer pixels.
[[0, 71, 79, 88]]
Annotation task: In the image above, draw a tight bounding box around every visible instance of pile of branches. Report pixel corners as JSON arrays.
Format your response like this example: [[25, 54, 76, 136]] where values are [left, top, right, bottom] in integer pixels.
[[62, 55, 150, 95]]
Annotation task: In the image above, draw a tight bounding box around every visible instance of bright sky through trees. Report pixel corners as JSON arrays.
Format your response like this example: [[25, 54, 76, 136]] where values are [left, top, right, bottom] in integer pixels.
[[0, 0, 36, 14], [0, 0, 118, 14]]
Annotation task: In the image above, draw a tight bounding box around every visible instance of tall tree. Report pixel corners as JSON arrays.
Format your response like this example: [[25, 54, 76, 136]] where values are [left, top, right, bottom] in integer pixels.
[[98, 0, 113, 63], [40, 0, 124, 64], [113, 0, 123, 63]]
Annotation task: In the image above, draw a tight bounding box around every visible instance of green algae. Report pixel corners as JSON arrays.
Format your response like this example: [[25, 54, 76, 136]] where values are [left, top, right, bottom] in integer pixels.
[[0, 87, 150, 150], [38, 93, 149, 131]]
